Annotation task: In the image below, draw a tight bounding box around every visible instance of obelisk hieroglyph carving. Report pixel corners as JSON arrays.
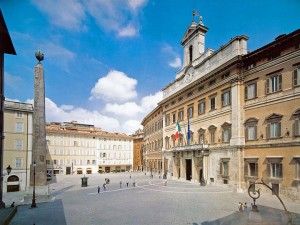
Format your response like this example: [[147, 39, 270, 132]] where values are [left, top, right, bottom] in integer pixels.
[[30, 50, 47, 186]]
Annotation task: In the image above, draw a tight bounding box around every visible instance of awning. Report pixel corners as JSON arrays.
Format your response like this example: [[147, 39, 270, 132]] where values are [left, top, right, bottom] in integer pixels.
[[86, 168, 92, 171], [77, 168, 82, 171]]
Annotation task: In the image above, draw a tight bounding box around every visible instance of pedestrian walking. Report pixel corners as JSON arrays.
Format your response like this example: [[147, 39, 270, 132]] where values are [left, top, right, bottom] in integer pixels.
[[244, 202, 247, 210], [98, 185, 100, 194], [126, 181, 129, 187], [133, 181, 135, 187], [130, 174, 131, 179], [238, 202, 243, 212], [120, 181, 122, 188], [103, 183, 106, 190]]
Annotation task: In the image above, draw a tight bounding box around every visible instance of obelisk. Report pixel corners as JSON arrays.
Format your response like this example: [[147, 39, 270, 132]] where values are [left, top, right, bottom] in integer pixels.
[[25, 50, 49, 202], [31, 49, 47, 185]]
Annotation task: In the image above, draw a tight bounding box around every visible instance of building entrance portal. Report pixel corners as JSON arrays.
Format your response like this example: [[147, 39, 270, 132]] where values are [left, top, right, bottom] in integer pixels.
[[186, 159, 192, 181]]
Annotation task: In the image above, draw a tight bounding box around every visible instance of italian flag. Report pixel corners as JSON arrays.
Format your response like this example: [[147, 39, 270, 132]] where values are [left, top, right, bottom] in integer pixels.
[[174, 121, 181, 140]]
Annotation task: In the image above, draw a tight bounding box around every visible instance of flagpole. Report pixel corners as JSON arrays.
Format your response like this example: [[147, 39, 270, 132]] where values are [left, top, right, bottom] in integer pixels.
[[182, 120, 188, 146]]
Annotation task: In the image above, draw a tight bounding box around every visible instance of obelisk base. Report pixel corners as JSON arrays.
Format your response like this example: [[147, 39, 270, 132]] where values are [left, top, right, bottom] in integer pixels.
[[24, 185, 52, 204]]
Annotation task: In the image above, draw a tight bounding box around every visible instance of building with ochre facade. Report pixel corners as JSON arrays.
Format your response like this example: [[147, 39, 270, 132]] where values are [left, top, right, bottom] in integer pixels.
[[142, 15, 300, 200]]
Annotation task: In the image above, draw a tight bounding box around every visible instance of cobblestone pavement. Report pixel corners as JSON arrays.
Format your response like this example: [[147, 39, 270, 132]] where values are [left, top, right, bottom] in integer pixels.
[[4, 172, 300, 225]]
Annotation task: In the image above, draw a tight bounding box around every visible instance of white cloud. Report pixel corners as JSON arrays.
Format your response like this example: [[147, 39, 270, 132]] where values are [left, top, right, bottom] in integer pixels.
[[23, 89, 162, 135], [162, 44, 182, 68], [60, 105, 74, 111], [118, 24, 138, 37], [31, 0, 86, 32], [90, 70, 137, 102], [122, 120, 143, 134], [84, 0, 146, 37], [140, 91, 163, 113], [168, 57, 182, 68], [105, 102, 142, 116], [128, 0, 147, 11]]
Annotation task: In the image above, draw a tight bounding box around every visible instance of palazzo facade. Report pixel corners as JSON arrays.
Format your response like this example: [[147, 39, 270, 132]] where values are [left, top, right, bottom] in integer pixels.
[[142, 16, 300, 200]]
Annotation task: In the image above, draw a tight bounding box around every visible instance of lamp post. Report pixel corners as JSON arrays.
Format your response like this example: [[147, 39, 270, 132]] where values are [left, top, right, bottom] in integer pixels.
[[6, 165, 12, 175], [31, 161, 37, 208]]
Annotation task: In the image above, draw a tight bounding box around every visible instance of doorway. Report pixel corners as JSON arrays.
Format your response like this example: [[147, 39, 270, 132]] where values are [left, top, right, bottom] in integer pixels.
[[186, 159, 192, 180], [66, 167, 71, 175]]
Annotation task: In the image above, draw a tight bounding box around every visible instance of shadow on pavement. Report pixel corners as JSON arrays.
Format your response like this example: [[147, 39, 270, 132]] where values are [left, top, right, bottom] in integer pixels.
[[10, 199, 67, 225], [51, 185, 74, 196], [201, 205, 300, 225]]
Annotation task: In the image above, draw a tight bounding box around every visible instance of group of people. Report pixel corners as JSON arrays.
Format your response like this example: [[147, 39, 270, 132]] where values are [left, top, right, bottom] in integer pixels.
[[98, 175, 136, 193], [238, 202, 249, 212]]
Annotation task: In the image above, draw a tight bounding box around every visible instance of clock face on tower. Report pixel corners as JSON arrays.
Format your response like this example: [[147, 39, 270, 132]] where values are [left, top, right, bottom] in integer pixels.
[[184, 66, 195, 83]]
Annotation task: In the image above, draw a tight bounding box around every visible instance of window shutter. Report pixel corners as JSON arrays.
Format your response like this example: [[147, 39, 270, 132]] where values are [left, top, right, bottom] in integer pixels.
[[266, 123, 270, 139], [295, 120, 299, 136], [267, 163, 271, 177], [221, 93, 224, 106], [220, 162, 223, 175], [222, 130, 224, 142], [266, 78, 269, 94], [278, 122, 281, 137], [254, 126, 257, 140], [254, 83, 257, 98], [294, 69, 297, 86], [229, 128, 231, 140], [244, 161, 248, 176], [229, 91, 231, 104], [279, 163, 283, 177], [255, 163, 258, 176], [245, 126, 248, 141], [245, 86, 248, 100], [279, 74, 282, 91]]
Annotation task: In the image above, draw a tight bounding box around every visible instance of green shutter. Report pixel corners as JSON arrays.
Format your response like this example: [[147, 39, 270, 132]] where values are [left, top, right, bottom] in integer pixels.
[[266, 123, 270, 139], [278, 122, 281, 137], [245, 86, 248, 100], [244, 161, 248, 176], [279, 74, 282, 91], [293, 69, 297, 86], [255, 162, 258, 177], [266, 78, 269, 94], [245, 126, 248, 141]]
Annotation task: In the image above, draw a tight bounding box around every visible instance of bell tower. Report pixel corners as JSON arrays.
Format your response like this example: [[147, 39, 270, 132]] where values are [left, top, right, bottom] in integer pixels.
[[180, 11, 208, 68]]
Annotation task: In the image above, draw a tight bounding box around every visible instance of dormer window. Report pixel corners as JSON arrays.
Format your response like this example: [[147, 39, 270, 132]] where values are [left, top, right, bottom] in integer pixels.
[[189, 45, 193, 63]]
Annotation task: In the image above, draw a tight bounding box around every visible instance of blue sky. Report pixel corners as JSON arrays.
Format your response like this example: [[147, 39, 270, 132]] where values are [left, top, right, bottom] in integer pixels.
[[1, 0, 299, 134]]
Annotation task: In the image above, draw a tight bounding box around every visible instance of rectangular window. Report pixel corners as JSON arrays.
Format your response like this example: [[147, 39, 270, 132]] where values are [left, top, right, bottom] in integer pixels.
[[53, 159, 57, 165], [296, 160, 300, 180], [220, 160, 229, 177], [249, 162, 258, 177], [172, 112, 176, 123], [245, 83, 257, 100], [270, 122, 281, 138], [15, 158, 22, 168], [222, 129, 230, 143], [266, 74, 282, 94], [271, 163, 282, 178], [294, 67, 300, 86], [199, 134, 204, 145], [16, 112, 23, 118], [210, 97, 216, 111], [221, 90, 231, 106], [178, 109, 184, 121], [187, 105, 193, 118], [198, 101, 205, 115], [165, 115, 170, 126], [15, 139, 23, 150], [15, 122, 24, 133], [247, 126, 257, 140], [210, 131, 215, 144]]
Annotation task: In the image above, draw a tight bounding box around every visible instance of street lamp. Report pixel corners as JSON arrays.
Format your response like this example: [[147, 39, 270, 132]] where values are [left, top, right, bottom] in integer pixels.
[[31, 161, 37, 208], [6, 165, 12, 175]]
